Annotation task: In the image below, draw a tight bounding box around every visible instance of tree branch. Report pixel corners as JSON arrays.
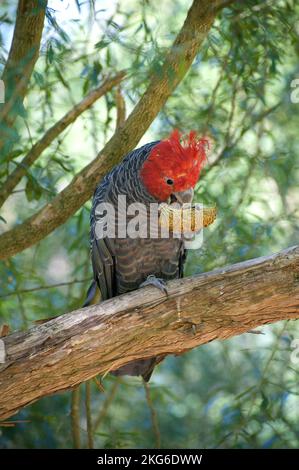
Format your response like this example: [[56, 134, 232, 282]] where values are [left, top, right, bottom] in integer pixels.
[[0, 0, 47, 134], [0, 71, 126, 209], [115, 86, 126, 129], [0, 245, 298, 420], [71, 386, 81, 449], [0, 0, 227, 260]]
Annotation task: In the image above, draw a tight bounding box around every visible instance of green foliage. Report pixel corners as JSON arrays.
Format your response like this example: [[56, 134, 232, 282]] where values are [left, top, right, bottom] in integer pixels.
[[0, 0, 299, 449]]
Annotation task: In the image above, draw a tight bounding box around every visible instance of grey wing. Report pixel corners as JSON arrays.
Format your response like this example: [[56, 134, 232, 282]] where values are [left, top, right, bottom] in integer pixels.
[[91, 237, 115, 300], [178, 242, 187, 279], [88, 173, 116, 302]]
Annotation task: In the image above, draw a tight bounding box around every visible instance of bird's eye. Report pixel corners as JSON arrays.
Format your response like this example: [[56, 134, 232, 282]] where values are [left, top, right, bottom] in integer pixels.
[[166, 178, 174, 185]]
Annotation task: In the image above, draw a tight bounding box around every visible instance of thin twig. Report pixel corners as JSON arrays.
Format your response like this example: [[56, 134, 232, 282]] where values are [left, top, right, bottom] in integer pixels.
[[143, 380, 161, 448], [0, 420, 30, 427], [94, 376, 105, 393], [245, 322, 290, 422], [85, 381, 94, 449], [71, 386, 81, 449], [0, 278, 92, 298], [94, 378, 121, 431], [16, 293, 28, 328]]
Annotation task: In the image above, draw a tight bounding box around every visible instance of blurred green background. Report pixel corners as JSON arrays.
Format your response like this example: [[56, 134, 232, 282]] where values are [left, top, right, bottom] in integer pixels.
[[0, 0, 299, 449]]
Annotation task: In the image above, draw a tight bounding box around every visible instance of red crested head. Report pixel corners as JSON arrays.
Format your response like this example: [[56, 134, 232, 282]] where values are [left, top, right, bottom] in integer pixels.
[[140, 130, 209, 201]]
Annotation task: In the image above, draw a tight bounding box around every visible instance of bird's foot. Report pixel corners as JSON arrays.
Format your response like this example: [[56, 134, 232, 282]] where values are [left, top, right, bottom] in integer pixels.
[[139, 275, 168, 296]]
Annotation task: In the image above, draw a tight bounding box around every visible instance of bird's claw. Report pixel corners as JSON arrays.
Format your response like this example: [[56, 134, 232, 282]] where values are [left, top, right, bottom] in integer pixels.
[[139, 275, 168, 296]]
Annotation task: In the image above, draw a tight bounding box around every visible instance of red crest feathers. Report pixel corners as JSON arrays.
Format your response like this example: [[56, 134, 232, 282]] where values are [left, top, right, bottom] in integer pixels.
[[140, 130, 209, 201], [158, 129, 209, 166]]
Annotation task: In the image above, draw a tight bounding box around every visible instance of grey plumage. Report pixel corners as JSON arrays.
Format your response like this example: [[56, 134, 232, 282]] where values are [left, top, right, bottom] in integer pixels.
[[87, 141, 187, 381]]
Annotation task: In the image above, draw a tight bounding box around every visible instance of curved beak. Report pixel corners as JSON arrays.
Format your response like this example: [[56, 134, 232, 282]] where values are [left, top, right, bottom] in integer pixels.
[[172, 188, 194, 205]]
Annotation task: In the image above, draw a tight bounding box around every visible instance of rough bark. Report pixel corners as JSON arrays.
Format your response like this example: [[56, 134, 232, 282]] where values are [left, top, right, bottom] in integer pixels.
[[0, 71, 126, 209], [0, 245, 298, 420], [0, 0, 228, 260]]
